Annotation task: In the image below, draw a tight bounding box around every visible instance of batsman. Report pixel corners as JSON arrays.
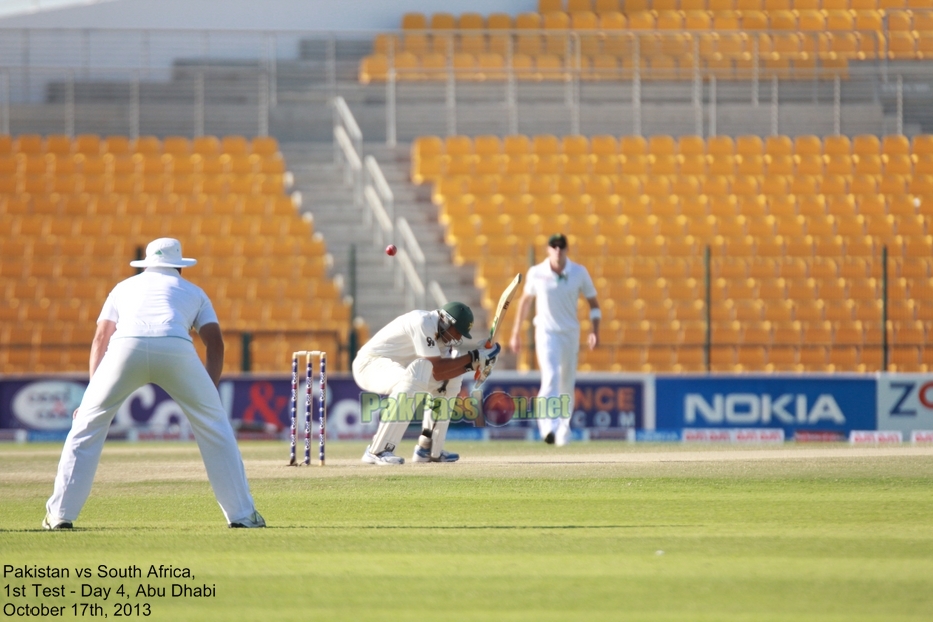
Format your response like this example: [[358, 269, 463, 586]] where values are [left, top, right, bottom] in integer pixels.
[[353, 301, 500, 465]]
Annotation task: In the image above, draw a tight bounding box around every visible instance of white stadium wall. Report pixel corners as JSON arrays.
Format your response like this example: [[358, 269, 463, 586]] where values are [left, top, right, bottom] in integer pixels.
[[0, 0, 538, 30]]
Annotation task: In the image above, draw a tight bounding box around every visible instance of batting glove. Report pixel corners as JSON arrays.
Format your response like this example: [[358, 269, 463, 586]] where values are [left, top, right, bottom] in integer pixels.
[[467, 342, 501, 371]]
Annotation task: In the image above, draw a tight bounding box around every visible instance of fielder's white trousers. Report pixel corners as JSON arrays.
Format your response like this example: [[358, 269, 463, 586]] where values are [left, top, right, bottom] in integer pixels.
[[46, 337, 257, 524], [535, 328, 578, 441]]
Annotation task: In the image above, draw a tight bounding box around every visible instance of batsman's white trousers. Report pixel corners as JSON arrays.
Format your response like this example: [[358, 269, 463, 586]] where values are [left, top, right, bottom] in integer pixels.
[[353, 354, 435, 455], [46, 337, 257, 524], [534, 328, 578, 440]]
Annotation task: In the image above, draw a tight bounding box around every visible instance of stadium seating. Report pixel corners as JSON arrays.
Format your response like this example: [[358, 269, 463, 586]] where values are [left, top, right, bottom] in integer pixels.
[[359, 4, 933, 83], [0, 134, 356, 374], [416, 132, 933, 373]]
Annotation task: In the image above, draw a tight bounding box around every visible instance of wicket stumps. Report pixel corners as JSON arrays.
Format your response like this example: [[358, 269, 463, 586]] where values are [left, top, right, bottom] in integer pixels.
[[288, 350, 327, 466]]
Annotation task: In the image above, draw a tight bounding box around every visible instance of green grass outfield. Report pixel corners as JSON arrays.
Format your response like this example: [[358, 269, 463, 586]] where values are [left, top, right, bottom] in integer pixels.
[[2, 441, 933, 621]]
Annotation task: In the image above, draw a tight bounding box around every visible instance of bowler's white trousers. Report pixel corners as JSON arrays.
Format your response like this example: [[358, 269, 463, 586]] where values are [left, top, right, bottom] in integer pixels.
[[535, 328, 578, 440], [46, 337, 257, 524]]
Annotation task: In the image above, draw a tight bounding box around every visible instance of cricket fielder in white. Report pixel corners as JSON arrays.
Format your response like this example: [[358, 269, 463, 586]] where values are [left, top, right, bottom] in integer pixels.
[[509, 234, 600, 446], [353, 302, 501, 465], [44, 238, 264, 529]]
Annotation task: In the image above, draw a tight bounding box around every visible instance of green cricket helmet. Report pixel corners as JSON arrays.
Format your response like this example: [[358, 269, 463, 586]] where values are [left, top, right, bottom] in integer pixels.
[[440, 301, 473, 339]]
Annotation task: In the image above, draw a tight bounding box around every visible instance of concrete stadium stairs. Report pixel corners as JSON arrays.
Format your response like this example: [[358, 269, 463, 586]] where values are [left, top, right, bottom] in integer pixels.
[[283, 142, 481, 335]]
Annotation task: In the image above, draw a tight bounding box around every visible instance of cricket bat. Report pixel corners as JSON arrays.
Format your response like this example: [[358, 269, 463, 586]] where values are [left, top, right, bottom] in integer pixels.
[[474, 272, 522, 389]]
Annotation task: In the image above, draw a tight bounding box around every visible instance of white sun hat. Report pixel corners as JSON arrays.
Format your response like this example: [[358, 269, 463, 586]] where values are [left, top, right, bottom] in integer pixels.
[[129, 238, 198, 268]]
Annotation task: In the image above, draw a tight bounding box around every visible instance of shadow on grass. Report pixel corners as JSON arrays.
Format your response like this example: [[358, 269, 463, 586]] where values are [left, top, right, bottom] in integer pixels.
[[3, 524, 698, 532], [280, 524, 697, 530]]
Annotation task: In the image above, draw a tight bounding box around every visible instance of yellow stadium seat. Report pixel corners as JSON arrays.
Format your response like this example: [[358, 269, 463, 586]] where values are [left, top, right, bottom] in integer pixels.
[[533, 134, 561, 157], [590, 0, 619, 14], [888, 32, 917, 59], [793, 135, 822, 156], [909, 175, 933, 195], [764, 136, 793, 158], [618, 136, 647, 158], [884, 9, 912, 35], [765, 156, 794, 176], [916, 154, 933, 175], [430, 12, 456, 32], [818, 176, 848, 196], [684, 11, 712, 30], [708, 155, 736, 176], [648, 135, 676, 157], [43, 134, 71, 154], [854, 154, 882, 176], [619, 154, 647, 176], [880, 174, 908, 194], [734, 136, 763, 159], [824, 154, 853, 176], [499, 137, 532, 162], [677, 155, 705, 176], [418, 52, 445, 80], [543, 15, 571, 58], [12, 134, 40, 154], [360, 55, 389, 83], [884, 153, 913, 176], [723, 176, 753, 199], [796, 155, 823, 176], [628, 11, 656, 30], [401, 13, 426, 29], [713, 12, 741, 31], [654, 10, 683, 31], [585, 54, 616, 80], [372, 34, 401, 56], [649, 155, 678, 176], [882, 134, 911, 156]]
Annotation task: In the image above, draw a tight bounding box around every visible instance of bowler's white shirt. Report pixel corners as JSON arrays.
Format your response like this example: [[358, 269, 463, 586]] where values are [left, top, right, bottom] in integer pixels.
[[357, 310, 450, 365], [524, 259, 597, 333], [98, 267, 218, 342]]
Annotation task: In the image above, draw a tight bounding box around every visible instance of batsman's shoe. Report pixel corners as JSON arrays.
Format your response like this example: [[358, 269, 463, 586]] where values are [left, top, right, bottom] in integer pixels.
[[229, 511, 266, 529], [412, 445, 433, 463], [361, 447, 405, 465], [413, 446, 460, 463], [42, 514, 73, 530]]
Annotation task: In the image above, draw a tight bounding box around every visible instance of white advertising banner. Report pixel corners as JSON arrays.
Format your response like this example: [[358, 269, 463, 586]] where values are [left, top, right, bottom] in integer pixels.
[[876, 373, 933, 434]]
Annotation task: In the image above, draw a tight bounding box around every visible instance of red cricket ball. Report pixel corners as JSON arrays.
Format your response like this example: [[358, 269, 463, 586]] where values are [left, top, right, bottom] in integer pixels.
[[483, 391, 516, 427], [385, 244, 397, 256]]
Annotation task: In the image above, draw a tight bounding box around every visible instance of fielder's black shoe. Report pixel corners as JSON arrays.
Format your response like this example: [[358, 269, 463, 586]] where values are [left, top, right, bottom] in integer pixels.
[[544, 432, 555, 445], [42, 515, 73, 530], [229, 511, 266, 528]]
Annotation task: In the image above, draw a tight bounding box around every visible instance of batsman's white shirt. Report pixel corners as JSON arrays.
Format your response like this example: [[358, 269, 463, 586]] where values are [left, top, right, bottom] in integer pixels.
[[353, 309, 462, 398], [524, 259, 597, 333], [356, 309, 448, 366]]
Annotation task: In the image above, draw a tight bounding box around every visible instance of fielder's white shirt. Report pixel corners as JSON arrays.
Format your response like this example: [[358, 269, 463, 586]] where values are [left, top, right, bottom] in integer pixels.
[[357, 310, 449, 365], [98, 267, 219, 342], [524, 259, 597, 333]]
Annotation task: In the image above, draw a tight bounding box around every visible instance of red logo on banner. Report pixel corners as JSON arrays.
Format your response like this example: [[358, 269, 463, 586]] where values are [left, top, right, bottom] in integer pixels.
[[243, 381, 288, 427]]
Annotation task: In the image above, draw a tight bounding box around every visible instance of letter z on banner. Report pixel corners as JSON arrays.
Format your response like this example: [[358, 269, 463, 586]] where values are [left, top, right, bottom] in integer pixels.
[[876, 373, 933, 435]]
